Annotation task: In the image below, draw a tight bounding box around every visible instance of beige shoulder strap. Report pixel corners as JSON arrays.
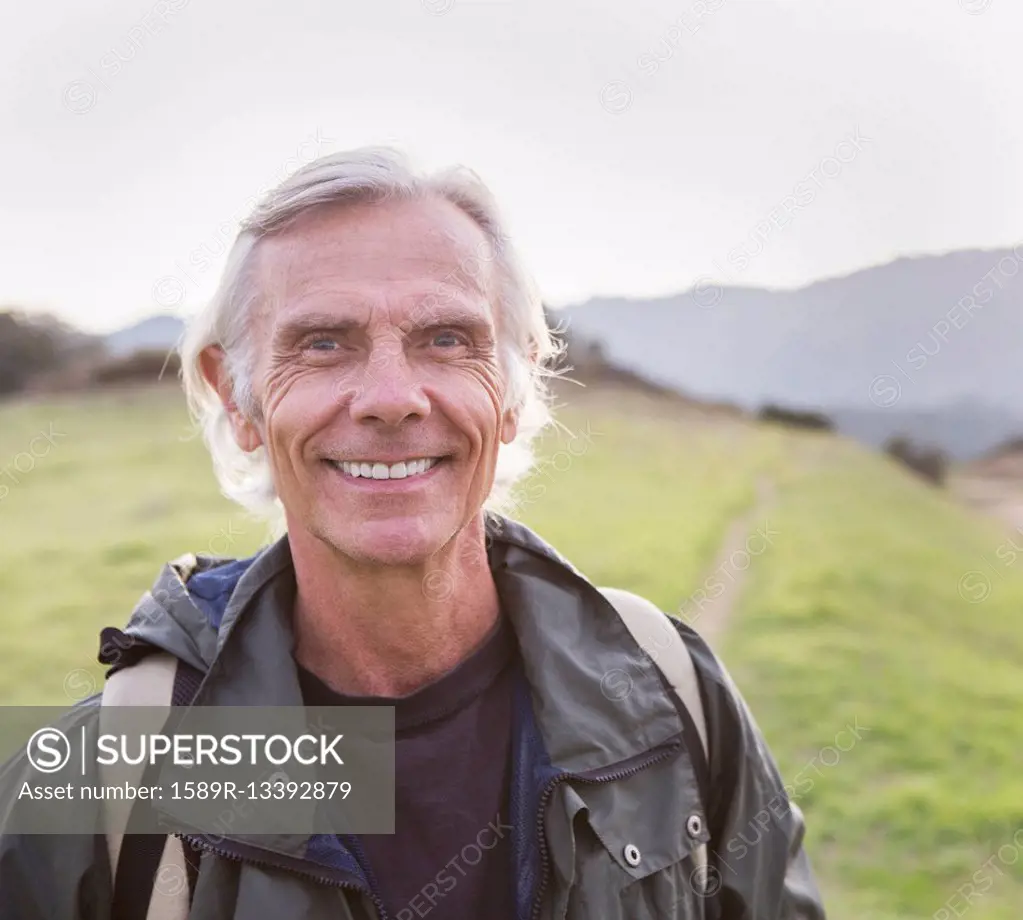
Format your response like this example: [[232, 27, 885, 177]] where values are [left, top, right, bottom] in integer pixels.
[[100, 653, 191, 920], [597, 587, 708, 756], [598, 586, 713, 892]]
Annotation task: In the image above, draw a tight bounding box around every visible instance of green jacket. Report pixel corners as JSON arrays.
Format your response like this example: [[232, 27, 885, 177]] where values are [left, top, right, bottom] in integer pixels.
[[0, 514, 826, 919]]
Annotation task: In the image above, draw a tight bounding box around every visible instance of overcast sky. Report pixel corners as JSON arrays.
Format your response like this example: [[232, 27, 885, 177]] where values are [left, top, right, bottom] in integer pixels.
[[2, 0, 1021, 334]]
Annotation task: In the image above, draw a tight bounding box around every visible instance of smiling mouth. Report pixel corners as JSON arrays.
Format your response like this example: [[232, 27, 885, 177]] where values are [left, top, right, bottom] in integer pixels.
[[324, 457, 445, 480]]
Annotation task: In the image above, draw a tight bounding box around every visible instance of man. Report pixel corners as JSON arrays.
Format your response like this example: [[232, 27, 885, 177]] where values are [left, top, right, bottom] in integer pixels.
[[0, 146, 826, 918]]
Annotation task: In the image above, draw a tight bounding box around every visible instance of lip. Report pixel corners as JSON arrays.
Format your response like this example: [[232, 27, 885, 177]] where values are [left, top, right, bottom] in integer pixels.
[[323, 457, 448, 489]]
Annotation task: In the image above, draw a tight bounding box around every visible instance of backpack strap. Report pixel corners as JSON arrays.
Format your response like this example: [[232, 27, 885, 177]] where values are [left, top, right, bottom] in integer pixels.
[[597, 587, 712, 893], [101, 653, 193, 920]]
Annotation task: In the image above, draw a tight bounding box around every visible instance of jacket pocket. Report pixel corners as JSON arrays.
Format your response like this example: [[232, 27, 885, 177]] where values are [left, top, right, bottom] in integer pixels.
[[562, 745, 713, 920], [617, 849, 713, 920], [564, 817, 711, 920]]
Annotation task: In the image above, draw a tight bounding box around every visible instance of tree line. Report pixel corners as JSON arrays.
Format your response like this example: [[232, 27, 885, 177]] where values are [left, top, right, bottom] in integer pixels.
[[0, 310, 97, 396]]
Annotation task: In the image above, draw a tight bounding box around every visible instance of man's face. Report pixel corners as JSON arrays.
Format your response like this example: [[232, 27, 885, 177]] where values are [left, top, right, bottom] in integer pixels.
[[229, 196, 518, 565]]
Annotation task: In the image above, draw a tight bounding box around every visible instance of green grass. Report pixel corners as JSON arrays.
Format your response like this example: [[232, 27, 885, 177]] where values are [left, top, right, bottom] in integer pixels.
[[719, 436, 1023, 920], [0, 385, 267, 706], [508, 385, 785, 611], [1, 382, 1021, 917]]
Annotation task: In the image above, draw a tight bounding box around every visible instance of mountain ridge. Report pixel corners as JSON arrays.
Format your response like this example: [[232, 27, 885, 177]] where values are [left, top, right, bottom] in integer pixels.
[[558, 247, 1023, 459]]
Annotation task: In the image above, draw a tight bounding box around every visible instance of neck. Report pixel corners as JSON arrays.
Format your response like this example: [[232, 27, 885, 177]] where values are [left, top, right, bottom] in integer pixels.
[[289, 515, 501, 697]]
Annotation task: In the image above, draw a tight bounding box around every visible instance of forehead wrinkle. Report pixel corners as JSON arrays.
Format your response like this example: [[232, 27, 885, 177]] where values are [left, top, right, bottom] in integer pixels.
[[261, 267, 493, 324], [255, 244, 493, 314], [249, 198, 498, 327]]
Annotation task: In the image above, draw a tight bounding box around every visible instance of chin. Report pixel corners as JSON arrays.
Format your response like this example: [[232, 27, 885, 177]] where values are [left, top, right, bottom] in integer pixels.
[[319, 513, 453, 566]]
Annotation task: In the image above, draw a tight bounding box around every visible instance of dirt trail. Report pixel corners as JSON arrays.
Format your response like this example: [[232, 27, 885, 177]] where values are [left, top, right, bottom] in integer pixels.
[[951, 473, 1023, 533], [682, 475, 777, 647]]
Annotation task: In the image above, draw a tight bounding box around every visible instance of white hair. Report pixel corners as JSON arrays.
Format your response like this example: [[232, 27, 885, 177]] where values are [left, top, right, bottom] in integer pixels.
[[179, 146, 564, 535]]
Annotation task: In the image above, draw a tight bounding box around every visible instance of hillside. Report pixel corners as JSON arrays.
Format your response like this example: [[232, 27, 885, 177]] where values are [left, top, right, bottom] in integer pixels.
[[0, 380, 1020, 918], [949, 440, 1023, 533], [558, 248, 1023, 459], [103, 314, 185, 358]]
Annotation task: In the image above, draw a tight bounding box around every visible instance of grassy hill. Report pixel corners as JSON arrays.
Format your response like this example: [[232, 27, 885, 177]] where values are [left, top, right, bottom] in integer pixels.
[[0, 381, 1020, 918], [721, 438, 1023, 919]]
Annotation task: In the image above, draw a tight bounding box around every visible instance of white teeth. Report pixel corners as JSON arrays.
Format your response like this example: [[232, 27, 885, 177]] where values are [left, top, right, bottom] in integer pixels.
[[336, 458, 439, 480]]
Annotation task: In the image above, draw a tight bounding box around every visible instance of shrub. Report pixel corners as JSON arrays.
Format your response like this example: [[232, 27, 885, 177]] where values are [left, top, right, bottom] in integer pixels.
[[0, 311, 63, 395], [90, 350, 182, 385], [758, 403, 835, 431], [884, 435, 948, 486]]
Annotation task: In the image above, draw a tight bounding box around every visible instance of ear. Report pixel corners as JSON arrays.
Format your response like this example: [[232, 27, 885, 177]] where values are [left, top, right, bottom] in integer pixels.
[[500, 405, 520, 445], [198, 345, 263, 452]]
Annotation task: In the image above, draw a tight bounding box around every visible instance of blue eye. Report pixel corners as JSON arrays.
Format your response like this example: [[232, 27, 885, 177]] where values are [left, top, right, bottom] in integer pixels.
[[432, 331, 464, 348], [307, 338, 338, 351]]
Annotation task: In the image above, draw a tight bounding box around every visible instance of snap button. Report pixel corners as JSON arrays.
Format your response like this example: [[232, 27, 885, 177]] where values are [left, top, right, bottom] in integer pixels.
[[686, 814, 704, 838], [623, 843, 642, 867]]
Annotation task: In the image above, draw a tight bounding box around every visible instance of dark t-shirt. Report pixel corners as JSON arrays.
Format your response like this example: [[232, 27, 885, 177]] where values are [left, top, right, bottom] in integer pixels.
[[297, 614, 518, 920]]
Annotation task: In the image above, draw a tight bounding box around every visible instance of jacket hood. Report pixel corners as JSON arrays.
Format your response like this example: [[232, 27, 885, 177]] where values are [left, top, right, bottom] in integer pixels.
[[102, 546, 262, 675]]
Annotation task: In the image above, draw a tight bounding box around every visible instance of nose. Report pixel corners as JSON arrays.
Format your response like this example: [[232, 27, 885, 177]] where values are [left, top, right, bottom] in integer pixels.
[[346, 338, 431, 428]]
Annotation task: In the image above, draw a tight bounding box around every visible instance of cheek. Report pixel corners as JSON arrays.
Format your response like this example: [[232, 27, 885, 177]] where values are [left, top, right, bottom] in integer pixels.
[[443, 363, 506, 431], [460, 352, 508, 414], [260, 369, 336, 457], [419, 380, 501, 465]]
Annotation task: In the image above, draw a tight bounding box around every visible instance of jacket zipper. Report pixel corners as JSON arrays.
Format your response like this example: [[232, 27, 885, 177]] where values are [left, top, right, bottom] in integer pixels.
[[178, 740, 679, 920], [529, 739, 682, 920], [177, 833, 391, 919]]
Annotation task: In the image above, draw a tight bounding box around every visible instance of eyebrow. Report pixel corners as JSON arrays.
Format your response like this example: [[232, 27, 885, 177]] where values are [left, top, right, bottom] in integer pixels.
[[271, 305, 493, 347], [272, 313, 363, 347], [404, 305, 493, 333]]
